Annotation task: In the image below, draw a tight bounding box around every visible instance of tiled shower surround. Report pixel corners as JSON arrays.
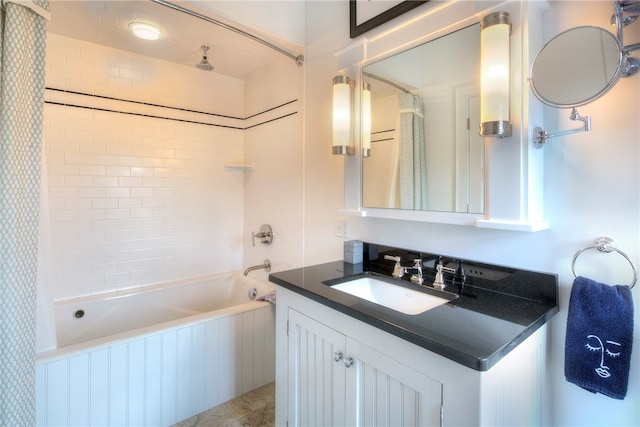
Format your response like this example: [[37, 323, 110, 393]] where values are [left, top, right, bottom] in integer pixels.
[[43, 33, 302, 301], [45, 104, 243, 298]]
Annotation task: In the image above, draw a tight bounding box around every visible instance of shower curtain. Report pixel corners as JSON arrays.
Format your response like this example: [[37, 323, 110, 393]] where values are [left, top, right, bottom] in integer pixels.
[[397, 93, 427, 210], [0, 0, 49, 425]]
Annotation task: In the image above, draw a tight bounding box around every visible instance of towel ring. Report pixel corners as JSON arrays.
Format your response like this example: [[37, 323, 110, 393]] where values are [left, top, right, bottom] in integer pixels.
[[571, 237, 637, 289]]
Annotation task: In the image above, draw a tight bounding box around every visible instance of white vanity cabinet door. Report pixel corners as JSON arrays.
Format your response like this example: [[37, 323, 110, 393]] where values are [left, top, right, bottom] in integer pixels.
[[346, 337, 443, 426], [287, 307, 443, 427], [276, 286, 548, 427], [288, 308, 347, 426]]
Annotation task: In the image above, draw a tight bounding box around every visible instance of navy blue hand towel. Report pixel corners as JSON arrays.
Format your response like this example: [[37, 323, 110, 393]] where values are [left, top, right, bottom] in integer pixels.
[[565, 276, 634, 399]]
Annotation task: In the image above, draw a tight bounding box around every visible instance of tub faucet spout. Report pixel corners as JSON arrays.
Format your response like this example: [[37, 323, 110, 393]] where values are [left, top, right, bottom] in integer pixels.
[[243, 259, 271, 276]]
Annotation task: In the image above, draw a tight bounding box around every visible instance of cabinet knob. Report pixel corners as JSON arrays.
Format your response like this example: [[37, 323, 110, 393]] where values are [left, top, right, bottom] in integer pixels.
[[333, 352, 343, 362], [344, 357, 354, 368]]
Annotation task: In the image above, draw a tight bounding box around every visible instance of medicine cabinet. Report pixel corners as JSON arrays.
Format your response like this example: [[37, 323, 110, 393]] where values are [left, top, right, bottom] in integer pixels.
[[336, 0, 549, 231]]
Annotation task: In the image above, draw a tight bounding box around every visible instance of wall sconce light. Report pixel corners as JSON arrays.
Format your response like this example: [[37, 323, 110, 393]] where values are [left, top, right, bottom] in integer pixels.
[[362, 82, 372, 158], [332, 75, 355, 155], [480, 11, 512, 138]]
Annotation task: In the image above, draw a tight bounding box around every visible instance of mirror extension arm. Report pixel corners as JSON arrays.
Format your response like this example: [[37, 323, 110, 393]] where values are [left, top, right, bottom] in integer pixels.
[[533, 108, 592, 149]]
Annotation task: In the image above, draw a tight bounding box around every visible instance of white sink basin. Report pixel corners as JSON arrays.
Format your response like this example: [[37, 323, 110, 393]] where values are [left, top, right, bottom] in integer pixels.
[[331, 277, 452, 315]]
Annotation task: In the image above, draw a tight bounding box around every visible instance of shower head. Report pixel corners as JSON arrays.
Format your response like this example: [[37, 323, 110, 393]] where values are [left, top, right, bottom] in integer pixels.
[[196, 45, 214, 71]]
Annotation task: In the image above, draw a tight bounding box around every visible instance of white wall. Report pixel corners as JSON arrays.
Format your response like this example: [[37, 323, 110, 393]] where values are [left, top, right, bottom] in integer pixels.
[[303, 0, 350, 264], [303, 1, 640, 425], [243, 56, 304, 276]]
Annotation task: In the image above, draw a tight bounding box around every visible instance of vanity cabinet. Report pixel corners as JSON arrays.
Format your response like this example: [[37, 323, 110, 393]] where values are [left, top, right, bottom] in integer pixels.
[[275, 286, 549, 427], [287, 308, 442, 426]]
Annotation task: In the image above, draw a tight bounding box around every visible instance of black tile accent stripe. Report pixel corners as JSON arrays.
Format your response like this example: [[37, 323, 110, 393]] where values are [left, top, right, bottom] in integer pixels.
[[244, 112, 298, 130], [44, 87, 298, 130]]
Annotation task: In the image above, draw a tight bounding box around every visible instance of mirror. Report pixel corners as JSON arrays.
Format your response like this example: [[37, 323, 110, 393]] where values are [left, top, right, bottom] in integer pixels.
[[530, 26, 623, 108], [361, 24, 483, 214]]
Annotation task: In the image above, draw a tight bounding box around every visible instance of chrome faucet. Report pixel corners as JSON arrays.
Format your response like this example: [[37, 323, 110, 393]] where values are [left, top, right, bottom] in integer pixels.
[[384, 255, 424, 285], [243, 259, 271, 276], [433, 262, 447, 290], [433, 259, 466, 291], [408, 259, 424, 285], [384, 255, 405, 278]]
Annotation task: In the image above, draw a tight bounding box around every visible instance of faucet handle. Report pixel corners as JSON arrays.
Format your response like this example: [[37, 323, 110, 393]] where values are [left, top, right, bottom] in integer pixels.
[[454, 260, 466, 292], [410, 259, 424, 285], [384, 255, 404, 279], [251, 224, 273, 246], [433, 262, 446, 290]]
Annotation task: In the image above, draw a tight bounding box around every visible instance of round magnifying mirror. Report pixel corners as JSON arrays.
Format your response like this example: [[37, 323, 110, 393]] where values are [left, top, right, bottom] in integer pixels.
[[530, 26, 623, 108]]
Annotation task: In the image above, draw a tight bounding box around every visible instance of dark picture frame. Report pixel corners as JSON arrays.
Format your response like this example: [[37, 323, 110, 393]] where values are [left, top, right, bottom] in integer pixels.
[[350, 0, 429, 39]]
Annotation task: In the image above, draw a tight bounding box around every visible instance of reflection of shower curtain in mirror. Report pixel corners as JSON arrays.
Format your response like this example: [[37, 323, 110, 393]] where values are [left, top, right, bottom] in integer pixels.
[[397, 93, 427, 209]]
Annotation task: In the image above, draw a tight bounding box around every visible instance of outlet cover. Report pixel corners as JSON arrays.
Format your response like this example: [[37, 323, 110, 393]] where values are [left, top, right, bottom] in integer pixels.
[[335, 217, 351, 238]]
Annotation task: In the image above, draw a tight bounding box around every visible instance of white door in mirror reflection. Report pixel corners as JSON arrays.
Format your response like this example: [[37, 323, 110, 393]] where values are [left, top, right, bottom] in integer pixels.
[[455, 84, 484, 214], [466, 95, 484, 213]]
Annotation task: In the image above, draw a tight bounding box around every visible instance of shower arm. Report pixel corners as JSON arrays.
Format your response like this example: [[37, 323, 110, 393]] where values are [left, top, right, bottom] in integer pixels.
[[149, 0, 304, 66]]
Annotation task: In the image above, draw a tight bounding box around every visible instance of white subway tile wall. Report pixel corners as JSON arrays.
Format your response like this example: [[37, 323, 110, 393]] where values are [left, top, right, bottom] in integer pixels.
[[243, 57, 304, 275], [44, 34, 246, 300]]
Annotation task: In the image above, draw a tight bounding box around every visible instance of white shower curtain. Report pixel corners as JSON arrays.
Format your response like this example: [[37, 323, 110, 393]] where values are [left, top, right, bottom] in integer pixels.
[[0, 0, 49, 425], [397, 93, 427, 210]]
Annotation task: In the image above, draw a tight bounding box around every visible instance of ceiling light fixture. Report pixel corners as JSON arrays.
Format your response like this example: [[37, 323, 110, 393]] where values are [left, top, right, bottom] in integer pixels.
[[129, 22, 162, 41]]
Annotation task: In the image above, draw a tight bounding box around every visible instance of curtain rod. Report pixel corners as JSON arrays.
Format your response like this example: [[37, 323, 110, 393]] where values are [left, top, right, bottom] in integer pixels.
[[149, 0, 304, 66], [363, 71, 412, 94]]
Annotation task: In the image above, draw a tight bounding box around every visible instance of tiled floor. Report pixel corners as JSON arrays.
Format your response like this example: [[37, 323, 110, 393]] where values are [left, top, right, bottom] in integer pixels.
[[172, 382, 275, 427]]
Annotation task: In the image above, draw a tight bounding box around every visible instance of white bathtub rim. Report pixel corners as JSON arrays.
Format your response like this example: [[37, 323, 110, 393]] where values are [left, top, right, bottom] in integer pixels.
[[37, 298, 274, 364], [53, 271, 267, 306], [41, 271, 275, 362]]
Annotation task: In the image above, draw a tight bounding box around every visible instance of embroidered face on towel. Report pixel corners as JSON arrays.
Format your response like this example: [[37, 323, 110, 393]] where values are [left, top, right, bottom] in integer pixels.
[[585, 334, 623, 379], [565, 276, 634, 400]]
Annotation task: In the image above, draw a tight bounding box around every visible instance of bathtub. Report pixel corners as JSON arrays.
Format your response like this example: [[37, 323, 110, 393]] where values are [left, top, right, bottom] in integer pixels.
[[35, 273, 276, 427]]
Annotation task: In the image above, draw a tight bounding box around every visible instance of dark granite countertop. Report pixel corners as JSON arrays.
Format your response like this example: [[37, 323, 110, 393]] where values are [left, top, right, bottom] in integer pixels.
[[269, 243, 558, 371]]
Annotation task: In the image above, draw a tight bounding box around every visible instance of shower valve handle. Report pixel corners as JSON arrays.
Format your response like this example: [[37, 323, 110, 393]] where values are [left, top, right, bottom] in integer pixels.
[[251, 224, 273, 246]]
